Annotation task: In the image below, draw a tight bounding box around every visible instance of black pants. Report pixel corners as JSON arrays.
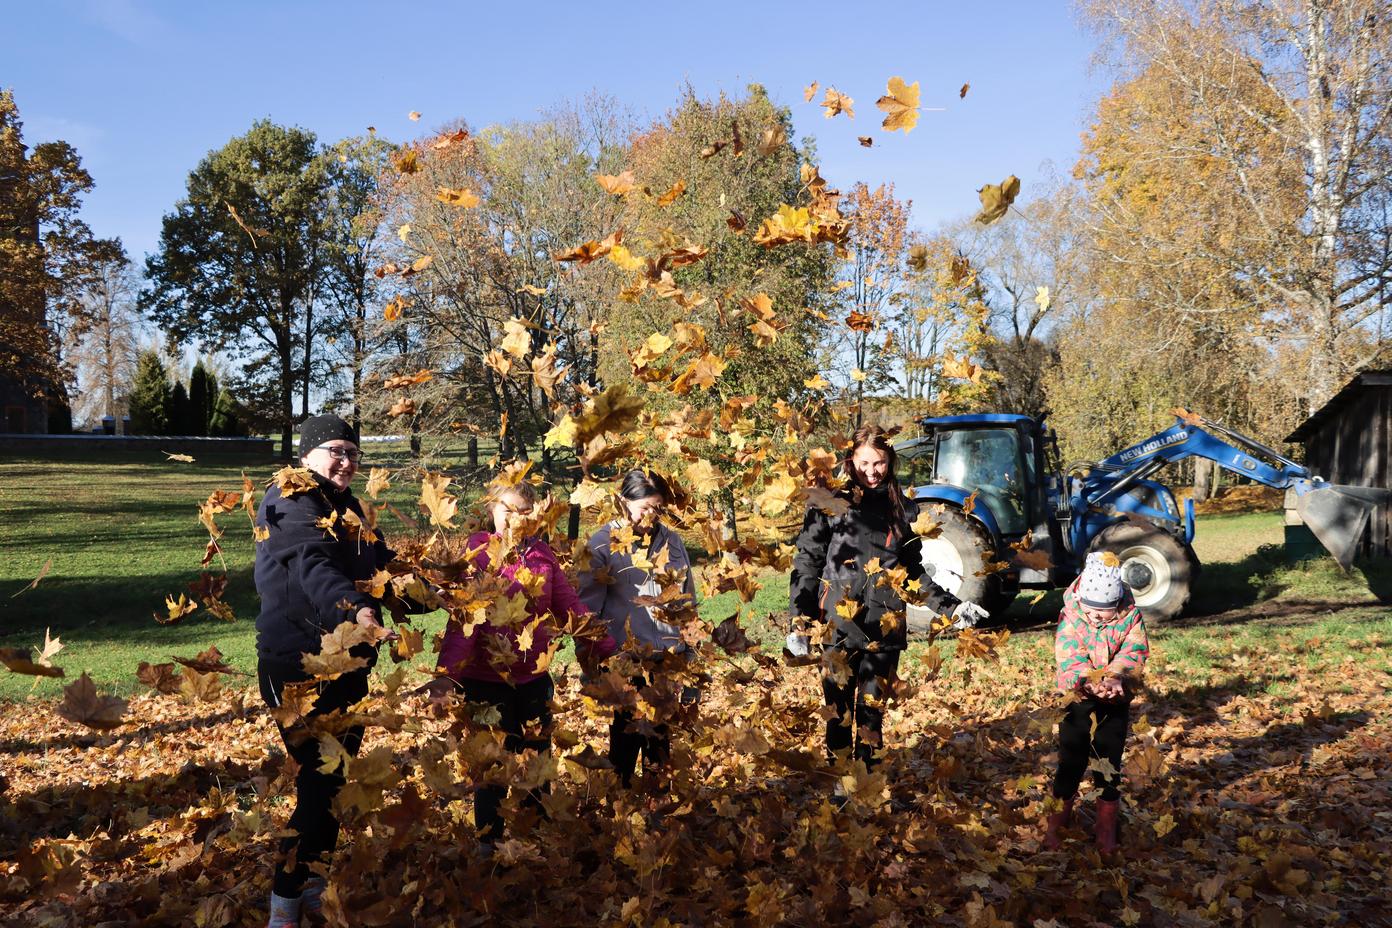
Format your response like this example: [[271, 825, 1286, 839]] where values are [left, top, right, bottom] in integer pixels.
[[258, 658, 370, 898], [1053, 697, 1130, 801], [457, 675, 553, 840], [822, 648, 900, 767], [610, 709, 671, 788]]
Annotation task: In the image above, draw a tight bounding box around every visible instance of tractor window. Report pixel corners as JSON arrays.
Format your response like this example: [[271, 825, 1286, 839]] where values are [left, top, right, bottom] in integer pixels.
[[896, 439, 935, 497], [934, 428, 1028, 534]]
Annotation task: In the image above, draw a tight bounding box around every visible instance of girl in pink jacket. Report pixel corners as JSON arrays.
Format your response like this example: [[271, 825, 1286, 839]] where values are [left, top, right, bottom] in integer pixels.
[[430, 480, 615, 844], [1042, 551, 1149, 854]]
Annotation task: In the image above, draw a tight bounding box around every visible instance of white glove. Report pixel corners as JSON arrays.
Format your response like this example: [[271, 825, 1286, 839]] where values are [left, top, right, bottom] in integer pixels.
[[784, 632, 812, 657], [951, 601, 990, 630]]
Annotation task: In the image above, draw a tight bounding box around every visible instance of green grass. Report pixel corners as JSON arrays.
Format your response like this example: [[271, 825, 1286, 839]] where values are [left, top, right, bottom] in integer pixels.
[[3, 456, 1388, 701]]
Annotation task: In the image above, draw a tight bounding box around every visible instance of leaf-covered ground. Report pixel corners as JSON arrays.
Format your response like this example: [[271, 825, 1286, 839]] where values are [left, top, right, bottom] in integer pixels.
[[4, 605, 1390, 927]]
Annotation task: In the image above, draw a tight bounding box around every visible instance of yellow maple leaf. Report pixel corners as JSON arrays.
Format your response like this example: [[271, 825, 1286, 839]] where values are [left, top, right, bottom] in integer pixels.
[[419, 472, 457, 527], [436, 187, 481, 208], [501, 318, 531, 358], [821, 87, 855, 119], [595, 170, 635, 195], [876, 76, 921, 132]]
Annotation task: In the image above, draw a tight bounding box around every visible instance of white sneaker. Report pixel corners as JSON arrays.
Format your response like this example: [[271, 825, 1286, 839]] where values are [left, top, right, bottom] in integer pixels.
[[266, 891, 301, 928]]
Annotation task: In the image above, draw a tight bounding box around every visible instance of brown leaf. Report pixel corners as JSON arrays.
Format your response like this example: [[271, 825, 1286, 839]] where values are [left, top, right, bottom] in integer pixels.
[[712, 616, 755, 655], [56, 672, 128, 730], [137, 661, 183, 695], [173, 645, 235, 674]]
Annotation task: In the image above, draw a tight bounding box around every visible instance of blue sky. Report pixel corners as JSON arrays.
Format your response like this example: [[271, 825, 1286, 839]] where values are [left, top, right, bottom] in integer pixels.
[[9, 0, 1106, 264]]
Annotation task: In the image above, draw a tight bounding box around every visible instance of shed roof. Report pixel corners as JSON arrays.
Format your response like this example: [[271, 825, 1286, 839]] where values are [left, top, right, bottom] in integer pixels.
[[1286, 369, 1392, 443]]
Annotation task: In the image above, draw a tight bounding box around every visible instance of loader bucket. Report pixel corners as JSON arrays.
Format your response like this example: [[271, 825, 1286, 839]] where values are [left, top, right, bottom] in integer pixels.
[[1295, 485, 1391, 569]]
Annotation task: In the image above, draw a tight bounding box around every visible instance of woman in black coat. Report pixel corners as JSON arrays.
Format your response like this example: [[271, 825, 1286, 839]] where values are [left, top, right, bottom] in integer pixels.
[[255, 414, 396, 927], [787, 425, 986, 781]]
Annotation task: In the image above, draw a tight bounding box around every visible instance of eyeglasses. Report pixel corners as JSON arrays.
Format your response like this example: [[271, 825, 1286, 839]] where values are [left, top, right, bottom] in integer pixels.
[[317, 445, 363, 464]]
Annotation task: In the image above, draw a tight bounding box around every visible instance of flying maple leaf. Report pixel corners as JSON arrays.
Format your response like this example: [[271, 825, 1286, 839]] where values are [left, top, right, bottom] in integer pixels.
[[654, 180, 686, 206], [595, 170, 635, 195], [383, 368, 433, 389], [554, 230, 622, 264], [712, 616, 754, 655], [419, 472, 458, 527], [845, 311, 876, 332], [391, 148, 420, 175], [501, 318, 532, 359], [942, 353, 983, 382], [136, 661, 182, 695], [975, 175, 1021, 225], [56, 672, 128, 730], [302, 623, 386, 679], [757, 125, 786, 157], [1035, 286, 1051, 312], [10, 557, 51, 598], [436, 187, 481, 208], [876, 76, 921, 132], [408, 110, 421, 121], [820, 87, 855, 119], [960, 82, 970, 99], [164, 452, 195, 463], [155, 592, 199, 625], [173, 645, 235, 674], [858, 136, 874, 147], [383, 296, 406, 321], [804, 81, 819, 102]]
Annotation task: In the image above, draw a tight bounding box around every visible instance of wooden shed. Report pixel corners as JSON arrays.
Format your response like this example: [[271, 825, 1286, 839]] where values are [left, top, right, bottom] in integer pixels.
[[1286, 369, 1392, 558]]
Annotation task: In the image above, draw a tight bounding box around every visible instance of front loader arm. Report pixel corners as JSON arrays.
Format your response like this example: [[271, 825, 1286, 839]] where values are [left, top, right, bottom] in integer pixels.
[[1080, 410, 1387, 569]]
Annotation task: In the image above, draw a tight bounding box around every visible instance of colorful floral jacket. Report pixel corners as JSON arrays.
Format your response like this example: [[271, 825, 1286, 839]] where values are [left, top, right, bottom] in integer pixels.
[[1054, 577, 1149, 693]]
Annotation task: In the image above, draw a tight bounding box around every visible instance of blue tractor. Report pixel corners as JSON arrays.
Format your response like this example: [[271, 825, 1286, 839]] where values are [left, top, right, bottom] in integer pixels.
[[895, 409, 1387, 629]]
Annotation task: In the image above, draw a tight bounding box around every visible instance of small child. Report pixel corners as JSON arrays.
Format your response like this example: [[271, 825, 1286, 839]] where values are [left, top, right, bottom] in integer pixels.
[[1043, 551, 1149, 853]]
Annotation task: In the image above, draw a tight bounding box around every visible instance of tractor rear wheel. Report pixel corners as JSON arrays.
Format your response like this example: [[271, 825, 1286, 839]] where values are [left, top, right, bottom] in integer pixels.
[[908, 507, 1013, 636], [1089, 522, 1198, 622]]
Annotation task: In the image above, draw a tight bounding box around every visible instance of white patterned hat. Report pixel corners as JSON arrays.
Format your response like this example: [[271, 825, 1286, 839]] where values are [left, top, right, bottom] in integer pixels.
[[1078, 551, 1124, 608]]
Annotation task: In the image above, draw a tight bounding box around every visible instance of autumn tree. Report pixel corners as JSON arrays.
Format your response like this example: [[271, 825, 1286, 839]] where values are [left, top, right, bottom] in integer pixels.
[[586, 84, 837, 535], [376, 100, 632, 464], [64, 246, 144, 431], [949, 178, 1087, 417], [1081, 0, 1392, 409], [828, 182, 911, 425], [143, 120, 332, 458], [0, 88, 119, 417], [321, 134, 396, 429], [874, 237, 995, 425]]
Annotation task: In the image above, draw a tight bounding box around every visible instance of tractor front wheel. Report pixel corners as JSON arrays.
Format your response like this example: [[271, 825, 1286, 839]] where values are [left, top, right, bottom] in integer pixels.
[[908, 507, 1013, 636], [1090, 522, 1198, 622]]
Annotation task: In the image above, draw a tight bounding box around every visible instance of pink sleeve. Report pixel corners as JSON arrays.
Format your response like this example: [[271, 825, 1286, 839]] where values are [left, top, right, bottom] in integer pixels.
[[1055, 612, 1089, 693], [536, 542, 617, 660], [1104, 611, 1149, 677], [437, 532, 494, 676]]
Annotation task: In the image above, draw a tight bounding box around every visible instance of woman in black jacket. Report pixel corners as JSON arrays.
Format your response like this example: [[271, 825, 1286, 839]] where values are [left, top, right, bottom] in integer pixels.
[[788, 425, 986, 780], [255, 414, 396, 928]]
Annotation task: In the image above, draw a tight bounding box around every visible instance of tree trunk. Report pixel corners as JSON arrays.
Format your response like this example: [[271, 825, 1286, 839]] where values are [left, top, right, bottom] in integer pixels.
[[1193, 456, 1212, 503], [301, 299, 313, 419], [278, 328, 295, 461]]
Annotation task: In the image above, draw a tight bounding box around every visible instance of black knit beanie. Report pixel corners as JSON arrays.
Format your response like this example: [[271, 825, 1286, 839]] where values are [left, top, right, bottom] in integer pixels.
[[299, 414, 360, 459]]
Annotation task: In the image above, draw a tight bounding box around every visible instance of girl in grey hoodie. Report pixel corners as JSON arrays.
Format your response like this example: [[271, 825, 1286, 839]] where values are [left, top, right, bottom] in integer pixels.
[[578, 470, 697, 787]]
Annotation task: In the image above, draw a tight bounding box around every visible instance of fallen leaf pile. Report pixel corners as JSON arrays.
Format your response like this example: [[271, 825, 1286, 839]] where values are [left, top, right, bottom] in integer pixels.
[[3, 621, 1389, 925]]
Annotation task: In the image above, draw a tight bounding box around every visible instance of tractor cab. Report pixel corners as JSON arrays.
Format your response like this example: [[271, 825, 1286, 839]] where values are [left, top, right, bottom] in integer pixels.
[[898, 414, 1057, 544], [895, 415, 1067, 623]]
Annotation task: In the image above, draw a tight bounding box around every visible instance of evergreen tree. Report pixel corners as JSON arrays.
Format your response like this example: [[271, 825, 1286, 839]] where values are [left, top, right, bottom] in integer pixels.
[[188, 360, 213, 435], [208, 388, 244, 437], [128, 349, 170, 434], [167, 380, 192, 435]]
